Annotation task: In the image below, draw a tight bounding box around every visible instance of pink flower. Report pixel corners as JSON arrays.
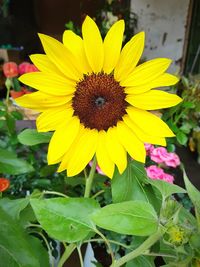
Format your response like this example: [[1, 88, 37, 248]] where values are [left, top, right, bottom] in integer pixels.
[[146, 165, 164, 180], [150, 147, 180, 168], [165, 153, 180, 168], [96, 165, 105, 175], [19, 62, 38, 75], [144, 143, 154, 155], [25, 64, 38, 73], [150, 147, 169, 163], [146, 165, 174, 184], [3, 62, 18, 78], [89, 161, 105, 175], [162, 173, 174, 183], [18, 62, 30, 75]]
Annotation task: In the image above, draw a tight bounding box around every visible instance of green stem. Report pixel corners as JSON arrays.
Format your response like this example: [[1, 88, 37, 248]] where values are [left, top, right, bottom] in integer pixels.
[[57, 243, 76, 267], [143, 252, 176, 258], [5, 78, 12, 106], [84, 238, 131, 250], [92, 190, 105, 199], [110, 228, 163, 267], [77, 245, 84, 267], [95, 229, 115, 264], [43, 191, 69, 198], [84, 156, 97, 198], [37, 232, 55, 267]]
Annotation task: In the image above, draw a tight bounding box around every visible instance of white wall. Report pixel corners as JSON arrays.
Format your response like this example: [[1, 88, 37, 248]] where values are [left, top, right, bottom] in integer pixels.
[[131, 0, 190, 72]]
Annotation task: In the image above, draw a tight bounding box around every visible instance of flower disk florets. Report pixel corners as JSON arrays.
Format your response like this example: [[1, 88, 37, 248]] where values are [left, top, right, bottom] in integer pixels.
[[72, 72, 127, 131]]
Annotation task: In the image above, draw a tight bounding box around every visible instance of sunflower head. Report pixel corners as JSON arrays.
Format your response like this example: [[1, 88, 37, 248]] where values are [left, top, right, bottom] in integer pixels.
[[16, 15, 182, 178]]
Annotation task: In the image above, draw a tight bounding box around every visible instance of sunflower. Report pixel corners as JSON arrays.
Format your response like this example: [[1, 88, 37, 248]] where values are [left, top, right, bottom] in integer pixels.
[[16, 16, 182, 178]]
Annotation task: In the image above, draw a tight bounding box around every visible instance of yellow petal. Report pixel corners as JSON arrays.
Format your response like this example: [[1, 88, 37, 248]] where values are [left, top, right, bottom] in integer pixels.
[[63, 30, 92, 74], [15, 91, 72, 111], [19, 72, 75, 96], [96, 131, 115, 178], [38, 33, 83, 81], [123, 115, 166, 146], [114, 32, 145, 81], [126, 107, 174, 137], [116, 121, 146, 163], [30, 54, 63, 75], [82, 16, 104, 73], [121, 58, 172, 87], [66, 128, 99, 176], [57, 125, 84, 172], [106, 127, 127, 174], [103, 20, 125, 74], [126, 90, 182, 110], [125, 73, 179, 95], [36, 105, 73, 132], [47, 116, 80, 165]]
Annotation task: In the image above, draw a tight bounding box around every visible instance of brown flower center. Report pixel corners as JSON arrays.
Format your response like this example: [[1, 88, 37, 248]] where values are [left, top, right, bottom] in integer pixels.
[[72, 73, 127, 131]]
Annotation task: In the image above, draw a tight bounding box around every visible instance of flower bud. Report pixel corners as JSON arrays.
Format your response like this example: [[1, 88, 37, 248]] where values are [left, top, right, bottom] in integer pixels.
[[3, 62, 18, 78], [0, 178, 10, 192]]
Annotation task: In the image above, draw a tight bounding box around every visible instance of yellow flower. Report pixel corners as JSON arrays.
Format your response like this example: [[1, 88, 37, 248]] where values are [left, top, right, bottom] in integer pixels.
[[16, 16, 182, 178]]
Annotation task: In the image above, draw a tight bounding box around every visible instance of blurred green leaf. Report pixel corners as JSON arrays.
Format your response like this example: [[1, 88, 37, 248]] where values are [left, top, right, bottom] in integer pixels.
[[0, 207, 43, 267], [182, 166, 200, 214], [0, 198, 29, 220], [176, 131, 188, 145], [182, 101, 195, 108], [0, 147, 34, 174], [39, 165, 57, 177], [0, 158, 34, 175], [180, 123, 193, 134], [5, 113, 15, 134], [11, 110, 23, 120], [12, 77, 21, 92], [18, 129, 52, 146]]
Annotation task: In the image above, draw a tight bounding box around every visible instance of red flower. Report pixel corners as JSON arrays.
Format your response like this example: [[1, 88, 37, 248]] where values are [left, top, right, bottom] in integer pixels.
[[19, 62, 38, 75], [25, 64, 38, 73], [0, 178, 10, 192], [3, 62, 18, 78]]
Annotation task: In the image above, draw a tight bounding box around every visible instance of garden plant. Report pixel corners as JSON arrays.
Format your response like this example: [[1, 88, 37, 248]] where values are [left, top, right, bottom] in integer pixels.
[[0, 15, 200, 267]]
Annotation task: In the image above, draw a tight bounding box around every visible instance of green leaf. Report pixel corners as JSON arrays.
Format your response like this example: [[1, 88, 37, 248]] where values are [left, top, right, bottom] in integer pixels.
[[126, 256, 155, 267], [11, 110, 23, 120], [0, 198, 29, 220], [18, 129, 52, 146], [0, 207, 41, 267], [182, 101, 195, 108], [0, 148, 34, 174], [0, 147, 18, 159], [176, 131, 188, 145], [180, 123, 193, 134], [148, 179, 186, 199], [182, 166, 200, 213], [5, 113, 15, 134], [92, 200, 158, 236], [0, 248, 19, 267], [39, 165, 57, 177], [12, 77, 21, 92], [28, 236, 50, 267], [0, 155, 34, 175], [31, 197, 100, 243], [112, 160, 150, 203]]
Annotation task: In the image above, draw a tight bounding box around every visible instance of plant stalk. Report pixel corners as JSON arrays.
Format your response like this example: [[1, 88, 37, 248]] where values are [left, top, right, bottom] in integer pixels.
[[57, 243, 76, 267], [84, 156, 97, 198], [110, 228, 163, 267]]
